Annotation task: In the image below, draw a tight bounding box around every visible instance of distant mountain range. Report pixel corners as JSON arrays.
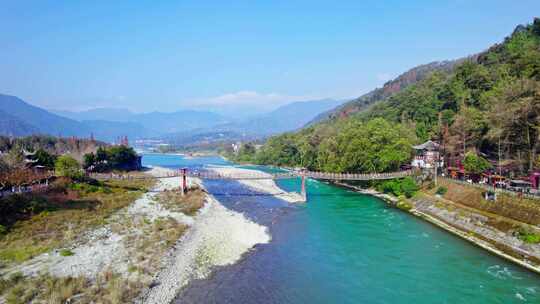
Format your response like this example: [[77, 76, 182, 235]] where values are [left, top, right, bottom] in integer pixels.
[[162, 98, 344, 147], [0, 94, 91, 137], [55, 108, 229, 134], [53, 108, 135, 122], [208, 99, 344, 135], [0, 94, 344, 144], [0, 109, 40, 136]]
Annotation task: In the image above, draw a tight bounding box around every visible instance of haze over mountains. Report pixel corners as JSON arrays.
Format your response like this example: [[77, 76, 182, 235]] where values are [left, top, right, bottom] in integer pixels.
[[54, 108, 229, 135], [201, 99, 343, 135], [0, 93, 345, 143], [163, 98, 344, 147]]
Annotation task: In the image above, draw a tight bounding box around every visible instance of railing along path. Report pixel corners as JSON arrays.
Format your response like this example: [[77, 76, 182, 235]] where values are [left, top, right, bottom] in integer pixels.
[[90, 170, 413, 181]]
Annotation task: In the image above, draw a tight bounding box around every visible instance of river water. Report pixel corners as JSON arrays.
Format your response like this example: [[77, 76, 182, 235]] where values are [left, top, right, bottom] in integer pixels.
[[143, 153, 540, 303]]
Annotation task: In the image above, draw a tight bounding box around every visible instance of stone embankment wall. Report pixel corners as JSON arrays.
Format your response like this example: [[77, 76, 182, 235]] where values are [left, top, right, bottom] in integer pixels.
[[410, 195, 540, 274]]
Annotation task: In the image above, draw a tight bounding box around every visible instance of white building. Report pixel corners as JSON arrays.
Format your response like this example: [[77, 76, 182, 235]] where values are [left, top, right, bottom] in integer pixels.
[[232, 142, 241, 153], [411, 140, 442, 169]]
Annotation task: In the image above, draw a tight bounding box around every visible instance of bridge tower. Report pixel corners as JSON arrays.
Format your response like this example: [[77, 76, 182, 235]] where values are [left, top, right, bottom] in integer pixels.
[[300, 172, 307, 202], [180, 168, 188, 195]]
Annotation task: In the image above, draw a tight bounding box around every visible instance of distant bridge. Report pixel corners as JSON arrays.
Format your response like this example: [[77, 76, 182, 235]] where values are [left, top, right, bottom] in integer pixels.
[[91, 169, 414, 202]]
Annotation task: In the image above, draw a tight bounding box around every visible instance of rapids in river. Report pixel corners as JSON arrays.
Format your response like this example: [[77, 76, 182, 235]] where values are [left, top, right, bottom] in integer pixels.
[[143, 153, 540, 304]]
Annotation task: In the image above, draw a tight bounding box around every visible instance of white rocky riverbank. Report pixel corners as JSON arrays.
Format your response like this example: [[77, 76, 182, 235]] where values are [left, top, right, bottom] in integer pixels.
[[208, 165, 305, 203], [137, 195, 270, 304], [3, 167, 194, 280], [1, 165, 285, 303], [137, 165, 276, 303]]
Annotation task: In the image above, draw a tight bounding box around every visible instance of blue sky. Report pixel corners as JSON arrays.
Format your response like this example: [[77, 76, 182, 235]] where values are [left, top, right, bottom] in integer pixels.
[[1, 1, 539, 114]]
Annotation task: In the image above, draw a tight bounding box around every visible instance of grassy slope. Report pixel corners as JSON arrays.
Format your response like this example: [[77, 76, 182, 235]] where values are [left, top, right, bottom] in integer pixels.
[[433, 179, 540, 225], [0, 177, 155, 265]]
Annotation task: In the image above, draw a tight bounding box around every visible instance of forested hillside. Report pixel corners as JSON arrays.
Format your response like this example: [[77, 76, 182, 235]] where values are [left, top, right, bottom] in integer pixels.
[[237, 19, 540, 174], [0, 135, 105, 164], [309, 60, 464, 124]]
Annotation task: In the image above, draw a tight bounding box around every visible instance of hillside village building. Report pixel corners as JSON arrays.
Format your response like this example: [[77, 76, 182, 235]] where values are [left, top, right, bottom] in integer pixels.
[[411, 140, 441, 169]]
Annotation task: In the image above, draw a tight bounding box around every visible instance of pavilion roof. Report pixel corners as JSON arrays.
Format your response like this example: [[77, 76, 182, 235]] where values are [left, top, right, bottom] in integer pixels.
[[412, 140, 440, 151]]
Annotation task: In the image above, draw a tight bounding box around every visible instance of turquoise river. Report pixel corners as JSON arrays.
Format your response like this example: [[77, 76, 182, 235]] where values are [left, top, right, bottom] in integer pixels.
[[142, 153, 540, 304]]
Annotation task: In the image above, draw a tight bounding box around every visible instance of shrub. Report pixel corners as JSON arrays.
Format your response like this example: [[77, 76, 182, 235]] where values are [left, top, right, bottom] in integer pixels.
[[0, 195, 52, 228], [516, 228, 540, 244], [401, 177, 419, 198], [436, 186, 448, 196], [6, 284, 27, 304], [378, 180, 402, 196], [59, 249, 74, 257], [396, 199, 413, 211], [0, 224, 6, 236], [377, 177, 419, 198], [69, 183, 98, 194]]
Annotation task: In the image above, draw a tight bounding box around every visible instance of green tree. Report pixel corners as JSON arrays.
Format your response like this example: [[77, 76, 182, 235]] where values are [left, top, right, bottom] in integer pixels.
[[55, 155, 82, 179], [107, 146, 138, 169], [3, 148, 24, 169], [317, 137, 341, 172], [454, 61, 494, 107], [32, 149, 56, 169], [450, 107, 487, 155], [256, 135, 301, 167], [83, 152, 96, 169], [236, 143, 257, 162], [487, 79, 540, 171], [335, 118, 414, 173], [463, 152, 491, 174], [96, 147, 108, 162]]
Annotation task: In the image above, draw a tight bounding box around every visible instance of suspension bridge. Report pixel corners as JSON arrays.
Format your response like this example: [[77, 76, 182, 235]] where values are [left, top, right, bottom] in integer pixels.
[[91, 168, 414, 202]]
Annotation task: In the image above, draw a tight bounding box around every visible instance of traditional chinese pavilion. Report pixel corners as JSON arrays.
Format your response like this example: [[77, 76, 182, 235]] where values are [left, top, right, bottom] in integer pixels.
[[411, 140, 441, 169]]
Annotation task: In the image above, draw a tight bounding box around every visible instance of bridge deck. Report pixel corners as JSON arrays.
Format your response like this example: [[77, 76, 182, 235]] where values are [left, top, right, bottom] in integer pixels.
[[91, 170, 413, 181]]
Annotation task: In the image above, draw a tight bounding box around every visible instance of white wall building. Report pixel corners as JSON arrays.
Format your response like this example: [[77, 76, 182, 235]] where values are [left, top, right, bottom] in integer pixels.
[[411, 140, 442, 169]]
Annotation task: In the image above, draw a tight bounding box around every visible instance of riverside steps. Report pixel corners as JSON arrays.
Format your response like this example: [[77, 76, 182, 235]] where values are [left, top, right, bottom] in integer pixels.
[[91, 169, 415, 202]]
